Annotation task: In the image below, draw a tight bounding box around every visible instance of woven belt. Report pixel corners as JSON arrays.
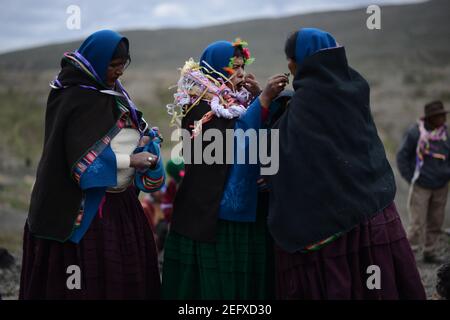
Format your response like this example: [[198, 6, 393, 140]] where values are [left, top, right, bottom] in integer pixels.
[[106, 187, 128, 193]]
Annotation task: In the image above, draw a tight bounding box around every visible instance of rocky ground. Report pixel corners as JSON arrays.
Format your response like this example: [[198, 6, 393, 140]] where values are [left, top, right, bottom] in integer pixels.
[[0, 251, 21, 300], [416, 233, 450, 299]]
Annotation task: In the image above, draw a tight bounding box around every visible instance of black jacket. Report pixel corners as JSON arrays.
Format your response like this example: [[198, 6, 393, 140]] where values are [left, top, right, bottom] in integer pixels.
[[267, 47, 396, 253], [170, 100, 236, 242], [28, 59, 125, 242], [396, 123, 450, 189]]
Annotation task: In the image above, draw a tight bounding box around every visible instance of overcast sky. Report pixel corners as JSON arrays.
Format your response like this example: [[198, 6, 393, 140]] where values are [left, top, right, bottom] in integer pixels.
[[1, 0, 426, 53]]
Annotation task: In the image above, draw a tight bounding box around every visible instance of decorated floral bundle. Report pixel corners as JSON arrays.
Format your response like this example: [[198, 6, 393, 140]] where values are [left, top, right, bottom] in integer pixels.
[[166, 39, 255, 137]]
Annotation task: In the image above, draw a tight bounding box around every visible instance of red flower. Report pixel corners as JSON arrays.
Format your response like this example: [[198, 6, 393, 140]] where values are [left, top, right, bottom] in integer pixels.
[[242, 47, 251, 60]]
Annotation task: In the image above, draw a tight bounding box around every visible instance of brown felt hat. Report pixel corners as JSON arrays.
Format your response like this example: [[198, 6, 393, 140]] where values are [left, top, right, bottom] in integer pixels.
[[422, 100, 449, 119]]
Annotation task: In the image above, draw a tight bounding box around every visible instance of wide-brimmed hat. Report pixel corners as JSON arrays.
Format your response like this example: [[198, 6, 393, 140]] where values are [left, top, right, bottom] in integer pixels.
[[422, 100, 449, 119]]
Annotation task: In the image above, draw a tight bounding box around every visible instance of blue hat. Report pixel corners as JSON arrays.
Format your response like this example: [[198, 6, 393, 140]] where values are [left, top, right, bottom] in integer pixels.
[[295, 28, 337, 66], [199, 41, 235, 80], [77, 29, 129, 83]]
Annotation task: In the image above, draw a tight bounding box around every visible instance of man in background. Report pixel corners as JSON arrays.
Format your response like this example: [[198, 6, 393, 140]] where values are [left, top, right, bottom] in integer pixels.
[[397, 100, 450, 263]]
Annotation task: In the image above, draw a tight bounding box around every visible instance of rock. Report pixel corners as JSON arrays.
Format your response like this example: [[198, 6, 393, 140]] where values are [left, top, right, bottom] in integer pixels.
[[0, 251, 21, 300], [0, 248, 15, 269]]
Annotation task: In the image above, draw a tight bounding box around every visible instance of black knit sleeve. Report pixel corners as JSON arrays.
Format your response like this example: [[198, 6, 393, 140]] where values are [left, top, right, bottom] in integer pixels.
[[396, 124, 419, 183]]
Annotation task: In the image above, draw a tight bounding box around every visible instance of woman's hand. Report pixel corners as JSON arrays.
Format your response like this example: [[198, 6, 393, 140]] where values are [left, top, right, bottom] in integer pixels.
[[130, 152, 158, 171], [259, 74, 289, 109], [243, 73, 262, 96], [138, 136, 150, 147]]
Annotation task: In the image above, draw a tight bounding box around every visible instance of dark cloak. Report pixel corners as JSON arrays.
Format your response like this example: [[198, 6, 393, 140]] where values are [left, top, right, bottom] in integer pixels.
[[28, 60, 118, 241], [27, 57, 144, 242], [267, 46, 396, 253], [170, 100, 236, 242]]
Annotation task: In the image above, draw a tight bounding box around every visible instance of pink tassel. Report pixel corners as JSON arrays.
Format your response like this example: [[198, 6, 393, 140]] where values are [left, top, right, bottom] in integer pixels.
[[98, 196, 106, 219]]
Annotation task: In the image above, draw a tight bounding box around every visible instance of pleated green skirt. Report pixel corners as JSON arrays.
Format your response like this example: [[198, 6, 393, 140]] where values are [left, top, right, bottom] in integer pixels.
[[161, 201, 274, 300]]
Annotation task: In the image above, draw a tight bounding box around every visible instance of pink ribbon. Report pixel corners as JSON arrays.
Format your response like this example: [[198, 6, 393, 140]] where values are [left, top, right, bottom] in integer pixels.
[[98, 195, 106, 219]]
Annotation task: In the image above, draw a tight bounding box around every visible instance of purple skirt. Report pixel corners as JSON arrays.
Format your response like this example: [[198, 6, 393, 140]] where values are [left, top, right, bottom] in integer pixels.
[[19, 187, 161, 300], [275, 202, 426, 300]]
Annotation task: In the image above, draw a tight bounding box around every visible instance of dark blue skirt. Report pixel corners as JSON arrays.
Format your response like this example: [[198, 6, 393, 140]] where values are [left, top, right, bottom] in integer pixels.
[[19, 187, 160, 299], [275, 202, 426, 300]]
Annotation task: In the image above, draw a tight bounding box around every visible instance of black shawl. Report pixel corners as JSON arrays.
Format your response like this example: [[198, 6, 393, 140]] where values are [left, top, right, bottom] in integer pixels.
[[27, 59, 123, 242], [170, 100, 236, 242], [267, 47, 396, 253]]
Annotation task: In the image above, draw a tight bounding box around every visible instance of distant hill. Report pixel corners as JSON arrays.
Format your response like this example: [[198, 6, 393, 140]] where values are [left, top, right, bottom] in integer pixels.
[[0, 0, 449, 110], [1, 0, 449, 151], [1, 0, 449, 76], [0, 0, 449, 223]]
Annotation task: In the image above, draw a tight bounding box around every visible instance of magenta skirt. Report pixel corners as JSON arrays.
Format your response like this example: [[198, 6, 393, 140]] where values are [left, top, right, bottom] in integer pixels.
[[275, 202, 426, 300], [19, 187, 161, 300]]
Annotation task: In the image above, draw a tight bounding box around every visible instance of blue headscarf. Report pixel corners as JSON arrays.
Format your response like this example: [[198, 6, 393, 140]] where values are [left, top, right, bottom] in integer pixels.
[[77, 29, 129, 83], [295, 28, 337, 67], [199, 41, 235, 80]]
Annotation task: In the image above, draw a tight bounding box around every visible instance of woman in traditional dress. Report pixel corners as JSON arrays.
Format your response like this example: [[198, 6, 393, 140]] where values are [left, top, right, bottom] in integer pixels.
[[162, 39, 288, 299], [268, 28, 426, 300], [20, 30, 164, 299]]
